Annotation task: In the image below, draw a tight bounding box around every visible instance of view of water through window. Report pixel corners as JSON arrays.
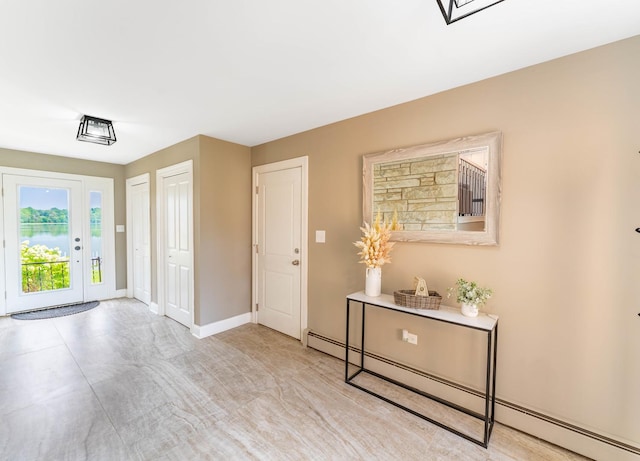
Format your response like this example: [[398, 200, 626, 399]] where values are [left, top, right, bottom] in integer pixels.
[[18, 186, 103, 292]]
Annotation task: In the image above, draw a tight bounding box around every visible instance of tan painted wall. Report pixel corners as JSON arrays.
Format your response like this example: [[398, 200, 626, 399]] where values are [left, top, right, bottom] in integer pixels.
[[198, 136, 251, 325], [124, 135, 251, 326], [251, 36, 640, 445], [0, 148, 127, 289]]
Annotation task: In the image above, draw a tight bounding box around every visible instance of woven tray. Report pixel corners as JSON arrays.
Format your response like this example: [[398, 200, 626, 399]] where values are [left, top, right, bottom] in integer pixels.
[[393, 290, 442, 310]]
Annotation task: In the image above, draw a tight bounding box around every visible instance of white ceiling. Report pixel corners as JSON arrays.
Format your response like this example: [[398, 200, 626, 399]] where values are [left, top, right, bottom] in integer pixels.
[[1, 1, 639, 165]]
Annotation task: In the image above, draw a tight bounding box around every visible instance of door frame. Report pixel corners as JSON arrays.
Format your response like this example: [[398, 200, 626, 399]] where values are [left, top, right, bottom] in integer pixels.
[[0, 166, 116, 316], [252, 156, 309, 340], [126, 173, 151, 305], [156, 160, 194, 330]]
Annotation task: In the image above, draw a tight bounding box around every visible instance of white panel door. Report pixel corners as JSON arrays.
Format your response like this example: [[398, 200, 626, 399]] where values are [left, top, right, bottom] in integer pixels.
[[163, 172, 192, 327], [131, 181, 151, 304], [3, 175, 84, 312], [256, 167, 302, 339]]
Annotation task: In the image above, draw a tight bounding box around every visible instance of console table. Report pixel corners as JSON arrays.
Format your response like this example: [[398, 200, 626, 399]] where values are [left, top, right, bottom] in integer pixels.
[[345, 291, 498, 448]]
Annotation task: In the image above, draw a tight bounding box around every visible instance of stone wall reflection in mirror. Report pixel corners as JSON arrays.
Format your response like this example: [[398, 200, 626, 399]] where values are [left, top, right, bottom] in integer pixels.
[[363, 132, 501, 245]]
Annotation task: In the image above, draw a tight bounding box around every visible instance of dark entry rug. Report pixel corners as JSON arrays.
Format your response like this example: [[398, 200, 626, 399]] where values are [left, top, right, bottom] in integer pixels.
[[11, 301, 100, 320]]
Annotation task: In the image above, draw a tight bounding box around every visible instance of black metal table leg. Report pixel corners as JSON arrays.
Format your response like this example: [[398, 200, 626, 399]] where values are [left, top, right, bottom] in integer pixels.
[[360, 302, 366, 370], [344, 298, 350, 382], [483, 328, 492, 447], [491, 323, 499, 423]]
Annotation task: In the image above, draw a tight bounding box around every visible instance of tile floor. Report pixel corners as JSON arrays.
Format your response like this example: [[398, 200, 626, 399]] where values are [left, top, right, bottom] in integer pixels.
[[0, 299, 590, 460]]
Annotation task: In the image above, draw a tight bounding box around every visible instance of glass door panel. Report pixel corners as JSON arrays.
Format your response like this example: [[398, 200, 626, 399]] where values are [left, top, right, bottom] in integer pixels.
[[19, 186, 71, 293], [90, 191, 103, 285], [3, 175, 84, 313]]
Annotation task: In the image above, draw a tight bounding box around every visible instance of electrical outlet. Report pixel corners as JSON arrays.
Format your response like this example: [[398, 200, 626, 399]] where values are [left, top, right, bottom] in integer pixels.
[[402, 329, 418, 345]]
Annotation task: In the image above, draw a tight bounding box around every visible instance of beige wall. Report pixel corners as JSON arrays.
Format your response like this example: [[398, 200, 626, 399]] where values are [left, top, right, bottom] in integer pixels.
[[124, 135, 251, 326], [197, 136, 251, 325], [0, 148, 127, 289], [252, 36, 640, 446]]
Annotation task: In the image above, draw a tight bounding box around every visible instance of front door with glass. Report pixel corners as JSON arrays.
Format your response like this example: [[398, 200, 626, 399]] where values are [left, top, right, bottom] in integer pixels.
[[3, 175, 84, 313]]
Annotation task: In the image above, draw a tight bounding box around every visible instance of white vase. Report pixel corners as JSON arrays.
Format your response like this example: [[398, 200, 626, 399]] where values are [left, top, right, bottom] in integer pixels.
[[461, 303, 479, 317], [365, 267, 382, 297]]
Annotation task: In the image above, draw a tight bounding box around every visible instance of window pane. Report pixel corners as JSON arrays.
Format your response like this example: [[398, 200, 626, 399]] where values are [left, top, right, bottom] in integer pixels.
[[90, 191, 103, 284], [19, 186, 71, 292]]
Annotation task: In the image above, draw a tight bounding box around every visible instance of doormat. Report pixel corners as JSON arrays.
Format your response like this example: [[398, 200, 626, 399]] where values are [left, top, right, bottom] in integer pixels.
[[11, 301, 100, 320]]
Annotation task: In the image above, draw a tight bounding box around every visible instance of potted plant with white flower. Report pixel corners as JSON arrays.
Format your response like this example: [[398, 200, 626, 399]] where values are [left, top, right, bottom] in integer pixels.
[[448, 278, 492, 317]]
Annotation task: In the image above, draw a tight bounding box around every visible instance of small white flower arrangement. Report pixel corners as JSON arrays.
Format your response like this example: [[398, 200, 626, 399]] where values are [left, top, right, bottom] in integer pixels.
[[448, 278, 492, 306]]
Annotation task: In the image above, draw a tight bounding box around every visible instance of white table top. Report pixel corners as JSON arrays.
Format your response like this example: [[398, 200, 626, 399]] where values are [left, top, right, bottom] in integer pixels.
[[347, 291, 498, 331]]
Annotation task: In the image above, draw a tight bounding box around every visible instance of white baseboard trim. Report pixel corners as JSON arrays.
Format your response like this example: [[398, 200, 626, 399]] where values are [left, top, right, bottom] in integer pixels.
[[149, 302, 159, 315], [191, 312, 251, 339], [114, 289, 127, 298], [307, 331, 640, 461]]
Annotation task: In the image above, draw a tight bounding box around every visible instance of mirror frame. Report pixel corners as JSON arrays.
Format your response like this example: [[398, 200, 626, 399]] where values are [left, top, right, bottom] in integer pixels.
[[363, 131, 502, 245]]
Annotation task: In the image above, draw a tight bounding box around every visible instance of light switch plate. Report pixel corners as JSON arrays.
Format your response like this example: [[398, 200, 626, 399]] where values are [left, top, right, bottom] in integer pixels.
[[116, 225, 125, 233], [315, 230, 326, 243]]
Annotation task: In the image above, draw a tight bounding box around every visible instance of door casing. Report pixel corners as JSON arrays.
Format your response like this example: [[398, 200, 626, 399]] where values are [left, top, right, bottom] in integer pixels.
[[252, 156, 308, 341]]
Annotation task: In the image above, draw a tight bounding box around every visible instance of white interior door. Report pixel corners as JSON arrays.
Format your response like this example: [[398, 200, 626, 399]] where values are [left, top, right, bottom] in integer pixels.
[[161, 170, 193, 327], [3, 174, 83, 313], [255, 166, 303, 339], [131, 181, 151, 304]]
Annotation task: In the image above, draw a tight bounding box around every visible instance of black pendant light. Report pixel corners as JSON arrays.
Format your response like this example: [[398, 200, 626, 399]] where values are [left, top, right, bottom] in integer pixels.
[[436, 0, 505, 25], [76, 115, 117, 145]]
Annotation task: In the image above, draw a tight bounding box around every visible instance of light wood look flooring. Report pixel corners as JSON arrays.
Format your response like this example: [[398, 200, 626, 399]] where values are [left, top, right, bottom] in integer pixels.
[[0, 299, 590, 460]]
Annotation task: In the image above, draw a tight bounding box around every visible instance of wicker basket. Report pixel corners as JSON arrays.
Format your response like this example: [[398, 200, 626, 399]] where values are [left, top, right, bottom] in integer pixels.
[[393, 290, 442, 310]]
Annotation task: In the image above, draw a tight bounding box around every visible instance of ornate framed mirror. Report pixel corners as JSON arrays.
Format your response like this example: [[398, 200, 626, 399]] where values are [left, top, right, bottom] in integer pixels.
[[363, 131, 502, 245]]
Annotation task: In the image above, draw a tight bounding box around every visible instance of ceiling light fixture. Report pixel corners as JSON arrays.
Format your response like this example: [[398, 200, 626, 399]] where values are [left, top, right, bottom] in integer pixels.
[[76, 115, 117, 145], [436, 0, 505, 25]]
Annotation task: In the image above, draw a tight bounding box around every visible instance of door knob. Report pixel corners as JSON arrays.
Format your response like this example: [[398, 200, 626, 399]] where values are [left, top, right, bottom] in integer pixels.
[[292, 259, 300, 266]]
